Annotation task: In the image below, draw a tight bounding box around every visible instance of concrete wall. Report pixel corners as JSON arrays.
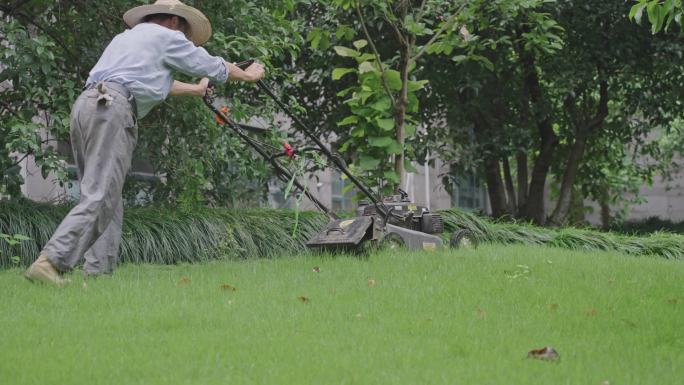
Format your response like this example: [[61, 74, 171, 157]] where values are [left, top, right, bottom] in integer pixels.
[[583, 175, 684, 224]]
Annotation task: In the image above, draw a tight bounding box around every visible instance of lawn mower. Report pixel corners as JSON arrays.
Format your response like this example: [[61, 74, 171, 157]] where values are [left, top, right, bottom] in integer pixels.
[[203, 60, 476, 252]]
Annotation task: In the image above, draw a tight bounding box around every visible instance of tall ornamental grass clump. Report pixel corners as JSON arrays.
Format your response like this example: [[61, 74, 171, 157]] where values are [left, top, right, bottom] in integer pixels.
[[0, 200, 326, 267], [440, 209, 684, 260], [2, 201, 684, 267]]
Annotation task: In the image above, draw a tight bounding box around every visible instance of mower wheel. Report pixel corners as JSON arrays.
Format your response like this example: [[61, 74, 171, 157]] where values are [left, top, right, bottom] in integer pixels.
[[379, 232, 406, 250], [450, 229, 478, 249]]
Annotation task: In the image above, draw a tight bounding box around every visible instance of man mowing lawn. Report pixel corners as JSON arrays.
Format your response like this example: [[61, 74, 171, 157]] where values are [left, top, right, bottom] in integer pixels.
[[24, 0, 265, 286]]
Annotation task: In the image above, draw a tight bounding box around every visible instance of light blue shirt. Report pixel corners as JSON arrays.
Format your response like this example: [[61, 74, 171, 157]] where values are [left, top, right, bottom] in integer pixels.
[[86, 23, 228, 118]]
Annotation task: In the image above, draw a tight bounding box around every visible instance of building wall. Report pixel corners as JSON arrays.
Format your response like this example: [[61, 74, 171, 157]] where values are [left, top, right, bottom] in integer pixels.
[[583, 175, 684, 224], [19, 155, 75, 203]]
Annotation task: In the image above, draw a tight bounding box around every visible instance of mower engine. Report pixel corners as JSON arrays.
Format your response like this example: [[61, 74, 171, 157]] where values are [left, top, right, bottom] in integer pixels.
[[357, 193, 444, 235], [306, 189, 447, 252]]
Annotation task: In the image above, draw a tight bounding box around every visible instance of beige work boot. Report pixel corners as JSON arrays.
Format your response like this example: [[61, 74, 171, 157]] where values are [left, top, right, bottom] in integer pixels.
[[25, 255, 71, 286]]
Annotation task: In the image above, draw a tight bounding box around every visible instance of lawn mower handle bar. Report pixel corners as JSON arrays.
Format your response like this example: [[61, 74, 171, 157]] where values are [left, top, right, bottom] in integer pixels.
[[202, 87, 339, 220], [232, 60, 390, 218]]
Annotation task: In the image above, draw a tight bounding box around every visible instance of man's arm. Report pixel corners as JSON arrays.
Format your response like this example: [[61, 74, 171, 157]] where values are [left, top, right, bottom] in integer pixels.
[[164, 29, 265, 85], [225, 61, 265, 82], [169, 78, 210, 97]]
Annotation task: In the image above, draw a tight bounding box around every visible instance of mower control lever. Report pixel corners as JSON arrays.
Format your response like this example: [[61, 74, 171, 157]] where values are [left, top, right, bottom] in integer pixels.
[[235, 60, 255, 70]]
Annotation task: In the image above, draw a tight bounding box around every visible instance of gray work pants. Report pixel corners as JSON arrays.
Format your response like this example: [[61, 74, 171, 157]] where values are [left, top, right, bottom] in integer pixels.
[[42, 82, 137, 274]]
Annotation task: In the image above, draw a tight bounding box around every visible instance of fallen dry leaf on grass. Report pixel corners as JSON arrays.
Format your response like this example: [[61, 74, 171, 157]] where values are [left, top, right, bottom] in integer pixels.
[[527, 346, 560, 362], [219, 284, 236, 291], [668, 297, 679, 305], [312, 266, 321, 273], [177, 277, 191, 286], [297, 296, 309, 304], [477, 308, 486, 320], [367, 279, 376, 287], [548, 303, 559, 311], [585, 308, 598, 317]]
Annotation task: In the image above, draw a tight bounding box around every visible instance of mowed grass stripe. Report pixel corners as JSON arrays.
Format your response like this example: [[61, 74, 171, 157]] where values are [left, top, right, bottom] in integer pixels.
[[1, 244, 682, 385]]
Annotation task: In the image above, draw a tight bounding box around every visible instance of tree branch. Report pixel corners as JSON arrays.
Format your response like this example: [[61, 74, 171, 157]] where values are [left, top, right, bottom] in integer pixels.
[[0, 99, 22, 120], [410, 5, 465, 64], [355, 4, 397, 107], [5, 137, 60, 171], [416, 0, 429, 23], [586, 80, 609, 131], [10, 10, 85, 77], [384, 10, 408, 47], [0, 0, 32, 16]]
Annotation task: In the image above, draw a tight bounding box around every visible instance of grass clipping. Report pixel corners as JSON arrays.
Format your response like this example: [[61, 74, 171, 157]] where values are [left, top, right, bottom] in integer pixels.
[[1, 201, 683, 267]]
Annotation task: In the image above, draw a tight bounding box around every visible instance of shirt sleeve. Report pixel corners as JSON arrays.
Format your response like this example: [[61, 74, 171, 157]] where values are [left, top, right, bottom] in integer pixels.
[[163, 30, 228, 83]]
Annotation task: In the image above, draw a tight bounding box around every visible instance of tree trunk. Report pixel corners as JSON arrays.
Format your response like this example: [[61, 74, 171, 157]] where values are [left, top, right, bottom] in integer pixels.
[[567, 186, 586, 225], [470, 113, 508, 217], [599, 184, 612, 229], [502, 156, 517, 214], [484, 158, 508, 217], [549, 130, 588, 224], [519, 49, 557, 225], [516, 151, 528, 216], [549, 80, 608, 224], [394, 44, 411, 188]]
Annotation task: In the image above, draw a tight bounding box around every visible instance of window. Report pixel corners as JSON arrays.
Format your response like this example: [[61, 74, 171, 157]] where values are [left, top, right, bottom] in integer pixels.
[[452, 172, 487, 211], [331, 171, 356, 212]]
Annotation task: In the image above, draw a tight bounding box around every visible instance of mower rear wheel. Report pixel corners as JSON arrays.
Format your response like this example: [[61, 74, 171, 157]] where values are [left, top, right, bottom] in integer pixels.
[[450, 229, 478, 249], [379, 233, 406, 250]]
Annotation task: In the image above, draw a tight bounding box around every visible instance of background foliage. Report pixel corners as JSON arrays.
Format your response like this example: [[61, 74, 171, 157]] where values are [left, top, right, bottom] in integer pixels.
[[1, 0, 683, 227]]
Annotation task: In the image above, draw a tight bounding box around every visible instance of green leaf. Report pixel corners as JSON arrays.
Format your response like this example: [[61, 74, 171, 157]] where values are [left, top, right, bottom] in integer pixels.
[[337, 115, 358, 126], [370, 97, 392, 112], [353, 39, 368, 49], [376, 118, 395, 131], [358, 61, 376, 74], [351, 126, 365, 137], [405, 124, 416, 137], [405, 161, 418, 173], [334, 46, 360, 57], [386, 140, 402, 155], [341, 183, 355, 195], [368, 136, 394, 147], [383, 170, 400, 183], [283, 175, 296, 200], [383, 70, 402, 90], [357, 53, 376, 62], [407, 80, 429, 92], [629, 3, 647, 23], [332, 67, 357, 80], [307, 29, 322, 50], [359, 155, 381, 170], [337, 88, 353, 97]]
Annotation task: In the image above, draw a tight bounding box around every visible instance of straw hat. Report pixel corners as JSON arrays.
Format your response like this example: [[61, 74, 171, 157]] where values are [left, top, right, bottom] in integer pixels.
[[123, 0, 212, 46]]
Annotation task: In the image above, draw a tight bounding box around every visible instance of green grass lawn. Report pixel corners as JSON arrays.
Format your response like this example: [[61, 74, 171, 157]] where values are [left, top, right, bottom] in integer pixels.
[[1, 244, 682, 385]]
